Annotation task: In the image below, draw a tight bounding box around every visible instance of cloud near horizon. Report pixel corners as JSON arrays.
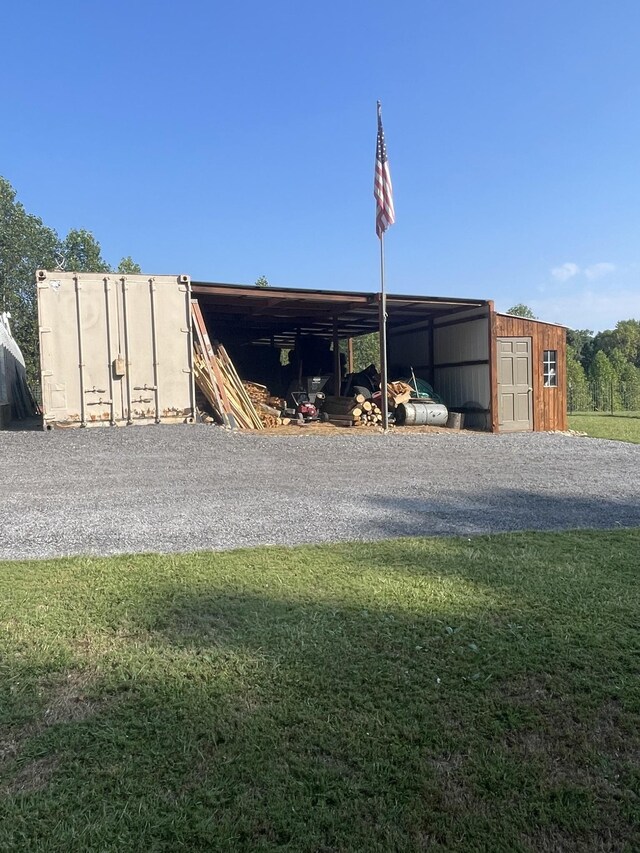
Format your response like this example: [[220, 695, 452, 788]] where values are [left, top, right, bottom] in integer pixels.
[[550, 261, 617, 283], [550, 262, 580, 282], [584, 262, 616, 280], [530, 288, 640, 332]]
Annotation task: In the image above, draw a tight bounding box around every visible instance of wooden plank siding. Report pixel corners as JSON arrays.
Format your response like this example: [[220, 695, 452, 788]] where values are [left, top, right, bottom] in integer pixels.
[[493, 313, 567, 431]]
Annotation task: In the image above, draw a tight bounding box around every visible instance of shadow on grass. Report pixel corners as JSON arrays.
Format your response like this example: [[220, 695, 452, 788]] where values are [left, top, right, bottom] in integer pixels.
[[0, 533, 639, 851]]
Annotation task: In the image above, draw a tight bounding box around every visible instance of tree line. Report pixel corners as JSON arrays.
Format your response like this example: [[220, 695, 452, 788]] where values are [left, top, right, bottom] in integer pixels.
[[1, 176, 141, 391], [507, 304, 640, 410], [2, 175, 638, 408]]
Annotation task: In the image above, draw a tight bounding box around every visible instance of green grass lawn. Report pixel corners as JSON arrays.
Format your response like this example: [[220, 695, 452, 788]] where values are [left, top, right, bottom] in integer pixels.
[[1, 532, 639, 852], [569, 411, 640, 443]]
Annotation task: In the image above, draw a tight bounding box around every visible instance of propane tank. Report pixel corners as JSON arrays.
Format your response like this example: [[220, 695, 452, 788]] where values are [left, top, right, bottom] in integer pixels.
[[396, 400, 448, 426]]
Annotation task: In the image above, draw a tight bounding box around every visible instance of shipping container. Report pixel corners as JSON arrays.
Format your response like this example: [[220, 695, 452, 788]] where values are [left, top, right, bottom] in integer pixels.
[[1, 311, 34, 427], [37, 271, 196, 429]]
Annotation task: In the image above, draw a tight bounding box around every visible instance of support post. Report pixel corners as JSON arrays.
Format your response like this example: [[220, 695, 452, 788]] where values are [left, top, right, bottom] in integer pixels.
[[347, 337, 354, 373], [333, 315, 341, 396], [379, 234, 389, 430]]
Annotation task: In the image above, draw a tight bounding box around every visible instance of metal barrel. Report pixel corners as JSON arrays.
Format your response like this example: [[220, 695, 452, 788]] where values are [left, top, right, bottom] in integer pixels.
[[396, 401, 448, 426]]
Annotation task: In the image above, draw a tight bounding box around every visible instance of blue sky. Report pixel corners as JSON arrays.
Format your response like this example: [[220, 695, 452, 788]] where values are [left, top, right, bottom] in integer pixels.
[[2, 0, 640, 331]]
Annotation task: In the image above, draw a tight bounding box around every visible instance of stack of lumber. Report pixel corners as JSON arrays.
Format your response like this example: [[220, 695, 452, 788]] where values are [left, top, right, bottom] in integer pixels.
[[320, 395, 384, 427], [192, 301, 264, 430]]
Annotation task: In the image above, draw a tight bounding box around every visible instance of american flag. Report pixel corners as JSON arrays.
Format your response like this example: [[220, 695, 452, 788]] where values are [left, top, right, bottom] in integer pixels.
[[374, 101, 395, 239]]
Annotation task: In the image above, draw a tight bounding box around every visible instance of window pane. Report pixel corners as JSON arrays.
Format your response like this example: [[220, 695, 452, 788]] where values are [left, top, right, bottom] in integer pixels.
[[543, 350, 557, 387]]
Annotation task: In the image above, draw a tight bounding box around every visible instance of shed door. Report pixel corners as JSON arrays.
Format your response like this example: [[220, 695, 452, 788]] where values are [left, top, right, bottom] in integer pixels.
[[497, 337, 532, 431]]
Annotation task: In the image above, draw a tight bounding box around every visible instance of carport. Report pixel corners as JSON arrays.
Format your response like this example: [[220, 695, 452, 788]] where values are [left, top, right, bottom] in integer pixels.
[[33, 272, 567, 433], [192, 281, 502, 429], [193, 280, 567, 432]]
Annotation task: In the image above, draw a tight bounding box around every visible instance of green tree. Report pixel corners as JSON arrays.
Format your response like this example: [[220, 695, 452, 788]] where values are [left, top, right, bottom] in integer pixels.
[[118, 256, 142, 274], [566, 350, 590, 412], [350, 333, 380, 372], [610, 319, 640, 367], [255, 275, 269, 288], [60, 228, 111, 273], [608, 347, 628, 379], [566, 328, 595, 370], [506, 303, 536, 319], [619, 362, 640, 410], [0, 177, 58, 390], [589, 350, 616, 411]]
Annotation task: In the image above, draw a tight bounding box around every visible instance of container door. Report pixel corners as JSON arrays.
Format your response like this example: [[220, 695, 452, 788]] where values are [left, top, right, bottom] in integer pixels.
[[497, 337, 532, 431], [117, 278, 159, 423], [39, 275, 118, 426], [38, 271, 194, 427]]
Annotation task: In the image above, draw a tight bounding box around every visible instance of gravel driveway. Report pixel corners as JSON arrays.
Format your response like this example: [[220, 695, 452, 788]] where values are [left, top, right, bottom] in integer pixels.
[[1, 425, 639, 560]]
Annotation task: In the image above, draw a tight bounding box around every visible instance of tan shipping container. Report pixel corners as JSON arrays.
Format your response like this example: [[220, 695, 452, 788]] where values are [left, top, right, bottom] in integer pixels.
[[37, 271, 196, 428]]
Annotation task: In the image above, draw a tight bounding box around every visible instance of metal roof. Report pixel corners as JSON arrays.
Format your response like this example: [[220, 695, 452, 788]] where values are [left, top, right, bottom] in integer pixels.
[[191, 281, 490, 347]]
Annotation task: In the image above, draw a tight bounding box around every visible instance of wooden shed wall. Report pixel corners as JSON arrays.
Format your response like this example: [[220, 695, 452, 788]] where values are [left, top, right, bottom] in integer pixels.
[[493, 314, 567, 431]]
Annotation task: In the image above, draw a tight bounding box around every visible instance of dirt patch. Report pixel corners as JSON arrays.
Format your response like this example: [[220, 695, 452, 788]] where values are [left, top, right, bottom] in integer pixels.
[[0, 670, 116, 784], [40, 670, 104, 727], [236, 422, 478, 437], [425, 752, 483, 814], [3, 755, 61, 796]]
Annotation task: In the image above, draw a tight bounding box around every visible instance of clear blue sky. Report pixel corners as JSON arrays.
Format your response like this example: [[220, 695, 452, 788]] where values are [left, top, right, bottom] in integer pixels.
[[2, 0, 640, 331]]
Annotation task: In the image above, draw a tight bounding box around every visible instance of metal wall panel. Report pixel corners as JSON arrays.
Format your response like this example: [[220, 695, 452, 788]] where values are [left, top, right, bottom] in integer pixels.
[[37, 271, 195, 428], [388, 328, 430, 371], [434, 365, 491, 408], [434, 316, 489, 363]]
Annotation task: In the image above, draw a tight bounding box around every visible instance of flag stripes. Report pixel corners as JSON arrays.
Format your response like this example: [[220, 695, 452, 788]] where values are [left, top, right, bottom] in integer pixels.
[[374, 101, 395, 239]]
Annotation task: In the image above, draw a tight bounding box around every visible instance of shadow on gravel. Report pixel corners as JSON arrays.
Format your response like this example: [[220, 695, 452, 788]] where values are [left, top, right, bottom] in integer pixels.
[[358, 488, 640, 539]]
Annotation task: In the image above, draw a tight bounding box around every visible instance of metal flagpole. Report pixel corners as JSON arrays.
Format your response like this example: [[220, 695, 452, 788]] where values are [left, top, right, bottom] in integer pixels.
[[379, 233, 389, 431], [374, 99, 394, 431]]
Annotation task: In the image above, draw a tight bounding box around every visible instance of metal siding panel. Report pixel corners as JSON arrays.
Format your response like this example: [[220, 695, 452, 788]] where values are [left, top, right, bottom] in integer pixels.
[[37, 271, 193, 428], [434, 318, 489, 364], [388, 329, 430, 369], [434, 364, 490, 408]]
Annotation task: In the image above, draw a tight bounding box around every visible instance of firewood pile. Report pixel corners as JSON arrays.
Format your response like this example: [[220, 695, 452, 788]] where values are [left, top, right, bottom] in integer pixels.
[[244, 381, 269, 407], [320, 395, 384, 427], [243, 384, 292, 427], [387, 381, 414, 406]]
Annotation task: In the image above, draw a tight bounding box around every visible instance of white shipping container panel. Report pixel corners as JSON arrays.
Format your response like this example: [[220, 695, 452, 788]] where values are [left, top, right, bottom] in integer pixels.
[[37, 271, 195, 428]]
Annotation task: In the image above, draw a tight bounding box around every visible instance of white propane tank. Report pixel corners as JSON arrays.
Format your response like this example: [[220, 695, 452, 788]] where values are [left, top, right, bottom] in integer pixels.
[[396, 401, 449, 426]]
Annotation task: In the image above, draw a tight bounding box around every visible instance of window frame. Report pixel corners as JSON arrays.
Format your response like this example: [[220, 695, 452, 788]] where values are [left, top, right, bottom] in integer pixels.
[[543, 349, 558, 388]]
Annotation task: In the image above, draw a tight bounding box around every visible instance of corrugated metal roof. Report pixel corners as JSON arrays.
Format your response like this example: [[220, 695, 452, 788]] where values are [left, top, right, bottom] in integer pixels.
[[191, 281, 490, 346]]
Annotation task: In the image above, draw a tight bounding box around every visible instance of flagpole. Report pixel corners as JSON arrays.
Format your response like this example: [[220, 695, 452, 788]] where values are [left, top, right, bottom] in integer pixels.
[[374, 99, 393, 431], [379, 232, 389, 431]]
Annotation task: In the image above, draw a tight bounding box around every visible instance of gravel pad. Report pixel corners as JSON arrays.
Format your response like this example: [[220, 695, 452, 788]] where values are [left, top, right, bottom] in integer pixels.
[[1, 425, 639, 559]]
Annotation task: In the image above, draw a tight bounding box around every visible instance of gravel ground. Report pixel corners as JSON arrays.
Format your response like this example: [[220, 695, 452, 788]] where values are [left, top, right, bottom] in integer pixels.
[[1, 425, 639, 560]]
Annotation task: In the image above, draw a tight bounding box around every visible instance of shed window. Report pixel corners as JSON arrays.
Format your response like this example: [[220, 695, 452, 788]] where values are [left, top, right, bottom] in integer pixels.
[[543, 350, 557, 387]]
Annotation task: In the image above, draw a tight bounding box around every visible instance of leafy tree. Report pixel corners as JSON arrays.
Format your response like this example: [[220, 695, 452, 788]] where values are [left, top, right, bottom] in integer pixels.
[[59, 228, 111, 273], [566, 328, 595, 369], [566, 351, 590, 412], [1, 177, 141, 397], [0, 176, 58, 389], [118, 256, 142, 274], [350, 333, 380, 372], [610, 319, 640, 367], [589, 350, 616, 411], [619, 362, 640, 410], [505, 303, 536, 319], [608, 347, 629, 379], [255, 275, 269, 288]]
